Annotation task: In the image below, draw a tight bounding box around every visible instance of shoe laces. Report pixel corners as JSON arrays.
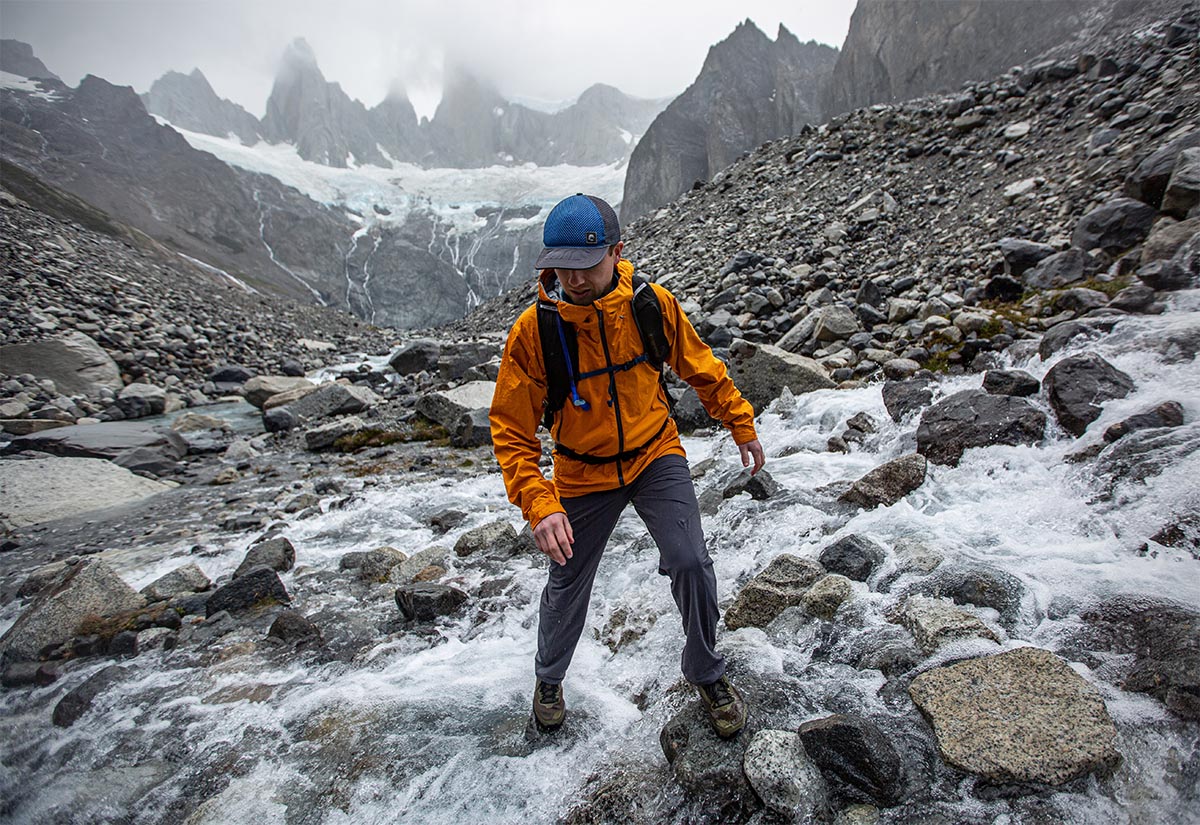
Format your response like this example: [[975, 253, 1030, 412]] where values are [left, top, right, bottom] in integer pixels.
[[704, 677, 734, 708], [538, 681, 560, 705]]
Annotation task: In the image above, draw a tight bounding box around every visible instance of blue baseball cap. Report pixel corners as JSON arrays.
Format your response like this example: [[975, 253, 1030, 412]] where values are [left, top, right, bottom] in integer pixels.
[[535, 193, 621, 270]]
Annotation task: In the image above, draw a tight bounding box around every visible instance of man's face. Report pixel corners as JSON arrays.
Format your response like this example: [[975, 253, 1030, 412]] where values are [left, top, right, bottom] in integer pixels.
[[555, 242, 623, 305]]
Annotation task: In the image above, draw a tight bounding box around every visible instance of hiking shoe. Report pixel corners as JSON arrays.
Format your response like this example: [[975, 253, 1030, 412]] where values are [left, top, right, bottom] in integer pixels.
[[697, 675, 746, 738], [533, 679, 565, 731]]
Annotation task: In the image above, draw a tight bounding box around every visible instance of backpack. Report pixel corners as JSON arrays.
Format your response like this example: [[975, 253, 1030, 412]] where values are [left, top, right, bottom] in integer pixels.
[[536, 274, 672, 431]]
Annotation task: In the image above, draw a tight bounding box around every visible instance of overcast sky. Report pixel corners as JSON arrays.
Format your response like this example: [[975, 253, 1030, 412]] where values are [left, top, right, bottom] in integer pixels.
[[1, 0, 858, 119]]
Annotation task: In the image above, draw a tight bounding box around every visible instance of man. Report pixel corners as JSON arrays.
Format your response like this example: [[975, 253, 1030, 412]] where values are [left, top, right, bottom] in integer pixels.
[[489, 193, 765, 738]]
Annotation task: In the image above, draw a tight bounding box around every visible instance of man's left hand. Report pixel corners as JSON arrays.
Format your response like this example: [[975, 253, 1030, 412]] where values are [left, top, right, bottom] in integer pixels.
[[738, 439, 766, 475]]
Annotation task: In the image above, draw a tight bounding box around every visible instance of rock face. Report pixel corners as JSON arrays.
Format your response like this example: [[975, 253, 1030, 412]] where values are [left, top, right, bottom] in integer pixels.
[[0, 559, 145, 663], [0, 331, 122, 396], [1043, 354, 1136, 437], [909, 647, 1121, 785], [798, 714, 906, 806], [0, 457, 173, 528], [141, 69, 262, 145], [660, 702, 753, 798], [205, 566, 291, 617], [622, 21, 838, 220], [0, 39, 61, 81], [823, 0, 1091, 117], [916, 390, 1046, 466]]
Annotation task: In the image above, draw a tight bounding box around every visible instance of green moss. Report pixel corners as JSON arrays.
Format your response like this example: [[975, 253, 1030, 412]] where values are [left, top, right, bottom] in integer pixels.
[[1076, 276, 1131, 298], [924, 351, 953, 373]]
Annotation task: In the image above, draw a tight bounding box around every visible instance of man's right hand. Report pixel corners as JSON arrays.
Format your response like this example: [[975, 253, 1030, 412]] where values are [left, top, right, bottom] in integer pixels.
[[533, 512, 574, 566]]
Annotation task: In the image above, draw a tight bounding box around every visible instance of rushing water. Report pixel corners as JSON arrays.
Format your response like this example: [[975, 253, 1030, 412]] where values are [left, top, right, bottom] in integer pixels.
[[1, 293, 1198, 825]]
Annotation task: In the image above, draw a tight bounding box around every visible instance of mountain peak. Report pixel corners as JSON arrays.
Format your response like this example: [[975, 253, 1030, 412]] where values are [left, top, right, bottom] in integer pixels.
[[0, 39, 61, 81], [282, 37, 318, 66]]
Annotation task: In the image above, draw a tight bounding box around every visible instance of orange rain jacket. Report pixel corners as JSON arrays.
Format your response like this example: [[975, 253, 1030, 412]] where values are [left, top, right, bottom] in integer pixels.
[[490, 258, 758, 529]]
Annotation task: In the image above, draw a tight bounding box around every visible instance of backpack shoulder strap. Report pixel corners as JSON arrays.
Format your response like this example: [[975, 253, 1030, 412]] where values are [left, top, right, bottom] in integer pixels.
[[630, 275, 671, 369], [535, 298, 578, 430]]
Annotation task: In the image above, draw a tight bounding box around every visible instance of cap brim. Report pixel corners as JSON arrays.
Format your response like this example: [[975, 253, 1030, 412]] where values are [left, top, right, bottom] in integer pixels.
[[535, 245, 609, 270]]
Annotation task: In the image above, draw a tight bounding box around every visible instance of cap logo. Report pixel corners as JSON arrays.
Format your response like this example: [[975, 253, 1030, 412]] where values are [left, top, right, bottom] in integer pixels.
[[585, 231, 597, 245]]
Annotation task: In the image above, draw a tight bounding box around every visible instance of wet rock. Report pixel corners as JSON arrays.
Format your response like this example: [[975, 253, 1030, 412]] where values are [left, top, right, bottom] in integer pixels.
[[140, 563, 211, 603], [1022, 248, 1096, 289], [1053, 287, 1109, 315], [660, 702, 754, 800], [722, 468, 782, 500], [1038, 317, 1119, 361], [912, 566, 1025, 630], [1043, 353, 1135, 437], [798, 714, 905, 807], [262, 406, 299, 433], [915, 390, 1046, 466], [356, 547, 408, 582], [882, 376, 934, 423], [111, 446, 178, 477], [304, 414, 368, 451], [267, 610, 322, 644], [276, 382, 378, 425], [52, 664, 128, 727], [727, 341, 835, 413], [1107, 283, 1158, 312], [818, 535, 887, 582], [1093, 422, 1200, 491], [429, 509, 467, 533], [1142, 216, 1200, 264], [4, 419, 188, 461], [208, 364, 254, 391], [0, 559, 145, 663], [982, 369, 1039, 397], [724, 554, 824, 630], [390, 547, 452, 583], [16, 560, 74, 600], [412, 565, 447, 583], [415, 381, 495, 430], [1, 661, 60, 688], [233, 537, 296, 579], [241, 375, 315, 409], [840, 454, 927, 509], [909, 647, 1121, 785], [1137, 259, 1192, 291], [1074, 596, 1200, 720], [742, 729, 828, 816], [1104, 400, 1185, 443], [454, 520, 519, 558], [893, 596, 1000, 652], [394, 583, 468, 621], [109, 629, 138, 657], [802, 575, 853, 620], [205, 566, 290, 617]]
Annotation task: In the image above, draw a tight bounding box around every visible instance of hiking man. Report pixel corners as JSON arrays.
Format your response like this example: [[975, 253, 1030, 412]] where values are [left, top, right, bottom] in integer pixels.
[[489, 193, 765, 738]]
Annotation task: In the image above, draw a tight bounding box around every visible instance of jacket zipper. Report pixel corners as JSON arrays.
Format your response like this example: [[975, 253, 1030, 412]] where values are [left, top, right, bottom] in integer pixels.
[[595, 306, 626, 486]]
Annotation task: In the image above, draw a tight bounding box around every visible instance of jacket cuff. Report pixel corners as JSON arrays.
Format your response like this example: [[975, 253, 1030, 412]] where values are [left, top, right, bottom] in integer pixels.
[[528, 495, 566, 530], [731, 423, 759, 445]]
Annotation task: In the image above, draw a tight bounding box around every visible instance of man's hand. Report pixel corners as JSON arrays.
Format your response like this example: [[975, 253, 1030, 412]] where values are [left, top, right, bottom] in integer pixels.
[[738, 439, 766, 476], [533, 512, 574, 566]]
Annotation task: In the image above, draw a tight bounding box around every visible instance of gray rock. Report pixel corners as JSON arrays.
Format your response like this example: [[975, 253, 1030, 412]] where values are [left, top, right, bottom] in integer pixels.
[[660, 701, 753, 799], [894, 596, 1000, 652], [233, 537, 296, 578], [670, 385, 720, 433], [52, 665, 128, 728], [818, 535, 887, 582], [725, 554, 825, 630], [882, 376, 934, 423], [1162, 147, 1200, 218], [911, 565, 1025, 630], [111, 447, 178, 477], [881, 358, 920, 380], [205, 566, 290, 617], [728, 341, 835, 413], [1138, 259, 1193, 291], [915, 390, 1046, 466], [263, 407, 299, 433], [415, 381, 496, 430], [388, 338, 441, 374], [0, 331, 122, 397], [454, 520, 518, 558], [909, 647, 1121, 785], [452, 407, 493, 448], [802, 574, 854, 620], [982, 369, 1039, 397], [115, 383, 167, 418], [798, 714, 905, 806], [277, 382, 379, 424], [998, 238, 1055, 277], [4, 419, 187, 461], [1124, 130, 1200, 208], [303, 415, 367, 451], [0, 559, 145, 663], [1022, 248, 1096, 289], [0, 457, 172, 528], [140, 563, 211, 603], [357, 546, 408, 582], [1044, 354, 1135, 437], [1103, 400, 1185, 443], [390, 546, 451, 584], [1142, 216, 1200, 264], [722, 468, 782, 500], [267, 610, 322, 644], [1072, 198, 1158, 253], [840, 454, 927, 509], [16, 560, 73, 599], [813, 305, 861, 342], [394, 583, 468, 621], [241, 375, 315, 408], [1107, 283, 1158, 312], [743, 729, 828, 816], [1053, 287, 1109, 315], [1038, 317, 1120, 361]]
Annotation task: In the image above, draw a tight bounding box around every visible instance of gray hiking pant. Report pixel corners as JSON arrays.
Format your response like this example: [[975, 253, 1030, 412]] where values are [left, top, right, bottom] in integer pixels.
[[535, 454, 726, 686]]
